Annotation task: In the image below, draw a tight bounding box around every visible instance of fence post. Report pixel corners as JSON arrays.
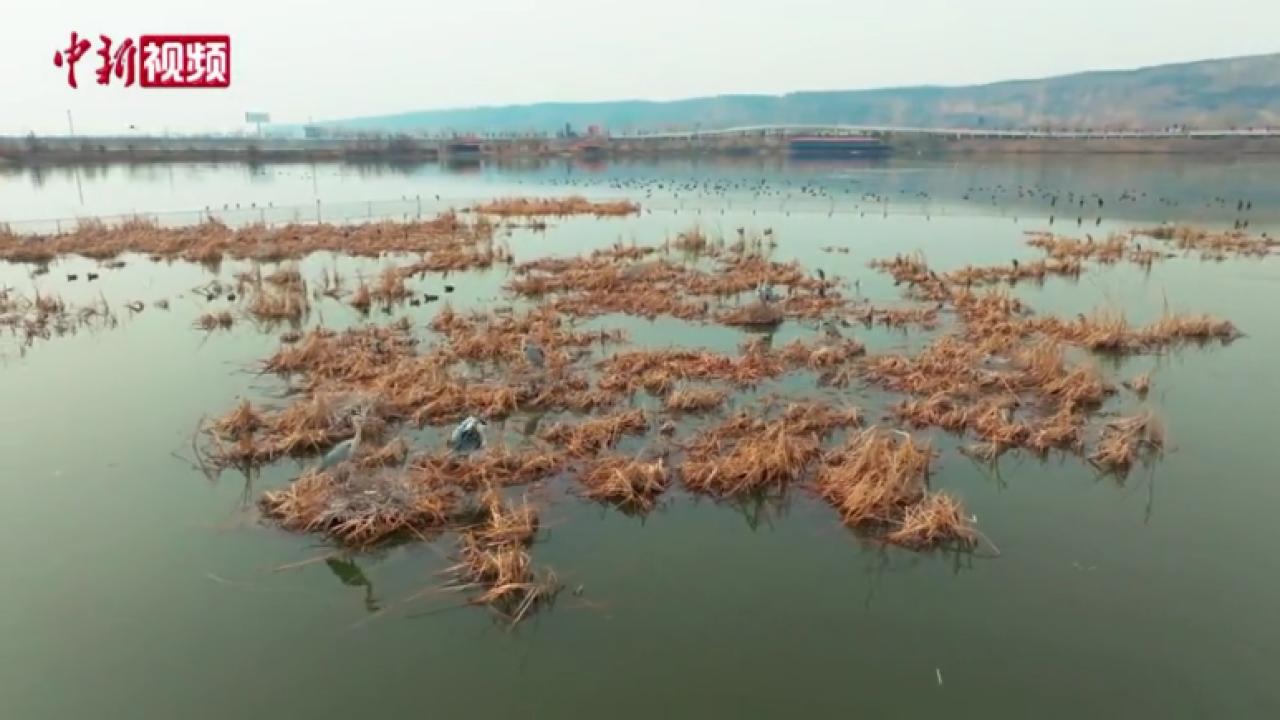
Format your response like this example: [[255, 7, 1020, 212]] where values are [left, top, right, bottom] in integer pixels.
[[416, 194, 422, 219], [315, 199, 321, 223]]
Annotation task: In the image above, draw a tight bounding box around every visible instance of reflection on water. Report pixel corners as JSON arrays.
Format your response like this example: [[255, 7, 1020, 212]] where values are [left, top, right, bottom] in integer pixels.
[[5, 155, 1280, 231], [325, 557, 381, 614]]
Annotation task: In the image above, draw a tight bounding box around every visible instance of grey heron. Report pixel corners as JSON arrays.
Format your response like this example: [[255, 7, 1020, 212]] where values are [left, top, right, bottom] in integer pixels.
[[318, 414, 367, 471], [821, 320, 842, 340], [522, 338, 546, 370], [449, 416, 487, 455], [757, 283, 780, 304]]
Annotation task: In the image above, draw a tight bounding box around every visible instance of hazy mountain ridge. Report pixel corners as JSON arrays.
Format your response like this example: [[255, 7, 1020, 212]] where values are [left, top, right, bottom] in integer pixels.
[[324, 54, 1280, 132]]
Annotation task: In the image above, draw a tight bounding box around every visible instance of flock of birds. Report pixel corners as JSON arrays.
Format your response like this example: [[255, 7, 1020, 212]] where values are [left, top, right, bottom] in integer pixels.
[[521, 174, 1263, 228]]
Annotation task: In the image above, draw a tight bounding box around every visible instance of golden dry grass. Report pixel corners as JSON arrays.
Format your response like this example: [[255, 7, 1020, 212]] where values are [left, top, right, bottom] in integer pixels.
[[471, 196, 639, 217], [581, 456, 669, 511]]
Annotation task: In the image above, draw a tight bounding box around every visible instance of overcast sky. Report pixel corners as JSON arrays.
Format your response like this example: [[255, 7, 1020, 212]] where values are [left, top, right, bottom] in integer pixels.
[[4, 0, 1277, 135]]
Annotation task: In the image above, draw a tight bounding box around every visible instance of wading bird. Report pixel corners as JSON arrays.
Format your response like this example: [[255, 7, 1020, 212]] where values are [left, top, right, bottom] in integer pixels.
[[318, 414, 366, 471], [449, 416, 487, 455], [522, 337, 546, 370]]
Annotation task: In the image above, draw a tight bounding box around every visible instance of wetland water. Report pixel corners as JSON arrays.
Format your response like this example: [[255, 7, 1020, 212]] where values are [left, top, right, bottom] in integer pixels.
[[2, 157, 1280, 719]]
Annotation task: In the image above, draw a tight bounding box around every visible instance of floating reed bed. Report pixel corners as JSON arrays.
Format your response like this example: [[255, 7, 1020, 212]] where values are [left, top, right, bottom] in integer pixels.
[[540, 409, 648, 456], [850, 304, 940, 329], [717, 301, 784, 328], [597, 348, 786, 394], [663, 387, 729, 413], [1089, 411, 1165, 473], [1134, 225, 1277, 259], [470, 196, 639, 217], [260, 468, 459, 547], [407, 448, 565, 491], [0, 213, 496, 263], [680, 403, 860, 497], [0, 290, 118, 348], [815, 428, 975, 548], [1029, 310, 1240, 353], [580, 456, 669, 512]]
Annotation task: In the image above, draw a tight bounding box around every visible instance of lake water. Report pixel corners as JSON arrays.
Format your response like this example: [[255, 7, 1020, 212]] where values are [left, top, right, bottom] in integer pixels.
[[2, 157, 1280, 719]]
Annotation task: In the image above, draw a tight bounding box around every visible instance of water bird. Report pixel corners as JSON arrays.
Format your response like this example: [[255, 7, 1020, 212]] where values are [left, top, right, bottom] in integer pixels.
[[443, 285, 455, 293], [757, 283, 780, 304], [449, 416, 487, 455], [522, 337, 546, 369], [86, 272, 99, 281], [318, 415, 366, 472], [821, 320, 842, 340], [67, 274, 78, 281], [423, 293, 439, 302]]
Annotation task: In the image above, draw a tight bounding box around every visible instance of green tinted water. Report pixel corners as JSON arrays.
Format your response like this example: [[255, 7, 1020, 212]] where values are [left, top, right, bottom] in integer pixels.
[[2, 159, 1280, 719]]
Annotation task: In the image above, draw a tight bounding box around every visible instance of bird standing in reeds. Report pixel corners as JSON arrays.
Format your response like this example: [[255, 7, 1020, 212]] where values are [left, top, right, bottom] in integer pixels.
[[450, 416, 487, 455], [318, 414, 366, 471]]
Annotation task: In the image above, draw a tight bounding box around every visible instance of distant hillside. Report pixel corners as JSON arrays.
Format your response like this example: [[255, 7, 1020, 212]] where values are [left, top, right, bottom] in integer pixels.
[[324, 54, 1280, 133]]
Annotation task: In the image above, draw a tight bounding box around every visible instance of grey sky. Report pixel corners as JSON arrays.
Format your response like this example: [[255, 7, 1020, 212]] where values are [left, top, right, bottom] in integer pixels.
[[4, 0, 1277, 135]]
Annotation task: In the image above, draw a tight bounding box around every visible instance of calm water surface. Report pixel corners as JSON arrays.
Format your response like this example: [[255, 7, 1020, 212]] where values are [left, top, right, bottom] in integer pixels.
[[2, 158, 1279, 719]]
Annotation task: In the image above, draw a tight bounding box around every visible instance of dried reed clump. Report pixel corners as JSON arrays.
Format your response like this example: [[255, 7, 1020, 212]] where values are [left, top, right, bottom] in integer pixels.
[[469, 491, 541, 547], [1031, 310, 1240, 353], [580, 456, 669, 512], [1089, 411, 1165, 472], [408, 448, 565, 491], [869, 252, 933, 285], [815, 428, 975, 548], [211, 399, 263, 441], [944, 257, 1081, 286], [777, 338, 866, 369], [194, 311, 235, 331], [446, 492, 559, 625], [597, 348, 786, 394], [592, 242, 657, 262], [1134, 224, 1277, 258], [471, 196, 639, 217], [716, 301, 784, 328], [349, 281, 372, 311], [1011, 339, 1112, 408], [0, 291, 119, 348], [539, 409, 648, 456], [672, 227, 710, 253], [0, 214, 495, 263], [851, 304, 940, 329], [663, 387, 729, 413], [683, 419, 822, 496], [884, 492, 978, 548], [678, 403, 857, 498], [863, 335, 988, 397], [246, 281, 310, 323], [260, 468, 458, 547], [265, 266, 303, 288], [1123, 371, 1153, 396], [1025, 231, 1134, 264], [358, 437, 409, 468], [815, 428, 932, 526], [263, 324, 417, 382], [371, 266, 412, 303]]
